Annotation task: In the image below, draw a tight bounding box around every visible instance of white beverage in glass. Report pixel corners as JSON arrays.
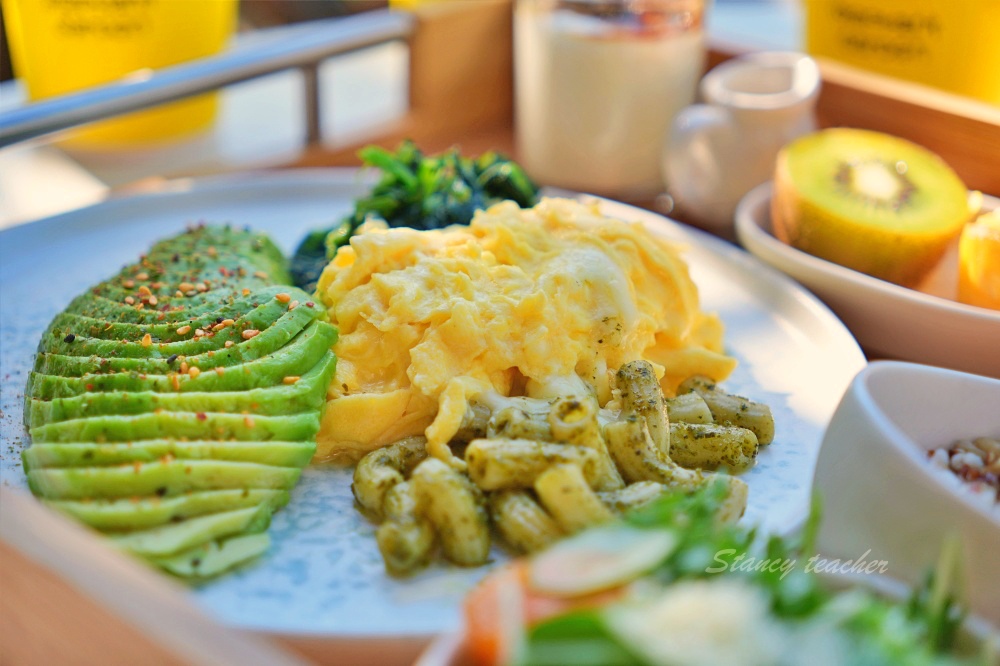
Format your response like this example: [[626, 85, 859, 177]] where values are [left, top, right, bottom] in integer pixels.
[[515, 0, 706, 199]]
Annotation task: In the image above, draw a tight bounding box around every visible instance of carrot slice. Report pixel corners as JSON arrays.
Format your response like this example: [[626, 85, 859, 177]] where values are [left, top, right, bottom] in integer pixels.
[[463, 560, 630, 665]]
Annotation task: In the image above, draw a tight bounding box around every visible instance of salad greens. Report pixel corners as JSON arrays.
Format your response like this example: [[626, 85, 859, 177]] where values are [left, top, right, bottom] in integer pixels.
[[518, 483, 994, 666], [290, 141, 539, 293]]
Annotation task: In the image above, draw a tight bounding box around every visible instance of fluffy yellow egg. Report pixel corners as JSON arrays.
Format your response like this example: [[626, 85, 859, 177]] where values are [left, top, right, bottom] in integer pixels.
[[314, 198, 735, 463]]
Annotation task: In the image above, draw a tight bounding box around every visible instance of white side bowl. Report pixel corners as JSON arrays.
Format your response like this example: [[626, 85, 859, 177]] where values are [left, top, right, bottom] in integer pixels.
[[734, 182, 1000, 378], [814, 360, 1000, 624]]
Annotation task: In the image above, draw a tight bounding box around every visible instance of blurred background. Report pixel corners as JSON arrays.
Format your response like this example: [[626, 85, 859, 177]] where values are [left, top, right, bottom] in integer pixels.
[[0, 0, 996, 228]]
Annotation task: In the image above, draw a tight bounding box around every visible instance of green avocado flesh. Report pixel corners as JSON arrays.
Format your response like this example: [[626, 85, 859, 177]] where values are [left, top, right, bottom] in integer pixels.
[[24, 441, 315, 469], [22, 225, 337, 579], [27, 352, 336, 427], [45, 286, 298, 345], [150, 532, 272, 579], [45, 489, 290, 530], [27, 320, 336, 399], [107, 504, 274, 557]]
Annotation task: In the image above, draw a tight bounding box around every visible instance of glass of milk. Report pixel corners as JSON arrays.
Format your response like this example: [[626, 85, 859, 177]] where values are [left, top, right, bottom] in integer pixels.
[[515, 0, 707, 199]]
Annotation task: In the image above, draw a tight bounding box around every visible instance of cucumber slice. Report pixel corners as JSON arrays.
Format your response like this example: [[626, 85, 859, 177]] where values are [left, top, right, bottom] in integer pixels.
[[528, 524, 677, 597]]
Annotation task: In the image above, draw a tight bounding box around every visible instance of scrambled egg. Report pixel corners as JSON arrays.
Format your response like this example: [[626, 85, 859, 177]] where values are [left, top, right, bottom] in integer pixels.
[[315, 197, 735, 462]]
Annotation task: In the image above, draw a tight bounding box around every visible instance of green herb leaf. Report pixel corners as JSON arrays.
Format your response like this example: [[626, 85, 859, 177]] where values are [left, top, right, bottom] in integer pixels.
[[290, 141, 540, 292]]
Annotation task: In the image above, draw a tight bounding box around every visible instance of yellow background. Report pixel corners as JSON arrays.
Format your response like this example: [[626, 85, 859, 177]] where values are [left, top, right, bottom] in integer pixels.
[[3, 0, 238, 146], [804, 0, 1000, 105]]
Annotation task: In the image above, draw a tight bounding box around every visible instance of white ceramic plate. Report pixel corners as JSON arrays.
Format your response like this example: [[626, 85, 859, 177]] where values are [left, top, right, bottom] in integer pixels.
[[0, 170, 865, 643], [735, 183, 1000, 379]]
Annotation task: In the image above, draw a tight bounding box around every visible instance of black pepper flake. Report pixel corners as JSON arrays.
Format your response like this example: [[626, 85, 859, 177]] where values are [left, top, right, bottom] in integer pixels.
[[156, 486, 168, 497], [172, 253, 180, 263], [167, 354, 179, 365], [64, 333, 76, 343]]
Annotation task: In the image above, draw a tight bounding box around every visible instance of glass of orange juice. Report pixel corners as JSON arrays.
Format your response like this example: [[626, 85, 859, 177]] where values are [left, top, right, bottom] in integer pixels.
[[2, 0, 238, 148]]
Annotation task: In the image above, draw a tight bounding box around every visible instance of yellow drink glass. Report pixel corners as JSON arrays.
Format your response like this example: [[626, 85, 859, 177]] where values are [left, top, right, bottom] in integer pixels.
[[803, 0, 1000, 105], [2, 0, 238, 148]]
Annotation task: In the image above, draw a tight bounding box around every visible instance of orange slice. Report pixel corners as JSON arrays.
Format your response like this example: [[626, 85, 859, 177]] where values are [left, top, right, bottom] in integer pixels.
[[958, 210, 1000, 310]]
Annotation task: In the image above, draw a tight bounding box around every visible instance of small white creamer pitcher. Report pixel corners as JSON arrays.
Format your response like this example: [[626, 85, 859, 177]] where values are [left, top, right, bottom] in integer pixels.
[[664, 51, 821, 235]]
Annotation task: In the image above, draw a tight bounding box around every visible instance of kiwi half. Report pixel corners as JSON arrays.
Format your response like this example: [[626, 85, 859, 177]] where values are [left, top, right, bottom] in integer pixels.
[[772, 128, 972, 287]]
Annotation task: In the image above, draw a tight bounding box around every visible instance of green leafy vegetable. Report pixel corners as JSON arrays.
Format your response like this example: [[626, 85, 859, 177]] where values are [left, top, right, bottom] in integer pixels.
[[522, 612, 642, 666], [519, 484, 987, 666], [290, 141, 539, 293], [288, 219, 351, 296]]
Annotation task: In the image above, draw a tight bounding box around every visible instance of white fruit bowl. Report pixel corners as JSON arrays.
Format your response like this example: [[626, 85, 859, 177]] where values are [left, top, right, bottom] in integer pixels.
[[734, 182, 1000, 378], [813, 360, 1000, 624]]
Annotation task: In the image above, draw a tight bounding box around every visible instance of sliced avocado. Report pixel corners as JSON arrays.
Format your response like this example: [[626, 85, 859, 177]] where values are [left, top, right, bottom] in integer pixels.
[[28, 320, 336, 399], [46, 489, 289, 530], [29, 411, 321, 444], [149, 532, 271, 579], [62, 281, 275, 325], [56, 285, 293, 332], [45, 286, 309, 344], [95, 244, 278, 297], [85, 267, 252, 309], [28, 352, 336, 427], [121, 223, 284, 262], [23, 439, 316, 470], [22, 223, 336, 580], [35, 302, 320, 376], [101, 225, 289, 284], [27, 459, 302, 499], [108, 504, 273, 557], [56, 225, 291, 326]]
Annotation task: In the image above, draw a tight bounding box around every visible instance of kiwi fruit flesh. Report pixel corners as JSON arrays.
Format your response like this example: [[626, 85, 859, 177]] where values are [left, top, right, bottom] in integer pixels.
[[772, 128, 972, 287]]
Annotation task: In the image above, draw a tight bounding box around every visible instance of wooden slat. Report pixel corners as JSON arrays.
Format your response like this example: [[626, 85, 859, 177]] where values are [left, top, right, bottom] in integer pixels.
[[0, 540, 186, 666], [405, 0, 514, 144], [288, 0, 515, 169], [0, 486, 310, 666], [814, 58, 1000, 195]]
